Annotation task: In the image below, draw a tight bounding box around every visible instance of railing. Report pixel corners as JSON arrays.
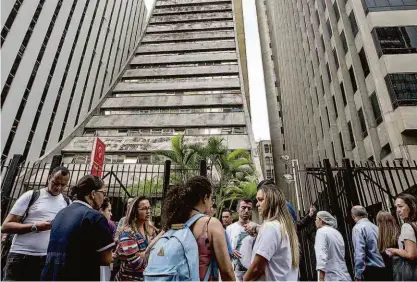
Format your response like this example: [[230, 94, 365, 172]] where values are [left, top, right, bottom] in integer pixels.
[[298, 158, 417, 281], [1, 155, 209, 225]]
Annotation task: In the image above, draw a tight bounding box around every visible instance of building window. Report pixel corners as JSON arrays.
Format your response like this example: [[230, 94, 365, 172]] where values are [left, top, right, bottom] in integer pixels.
[[320, 117, 324, 137], [265, 156, 271, 164], [326, 19, 332, 37], [326, 107, 330, 125], [341, 31, 348, 54], [340, 82, 347, 106], [332, 96, 338, 118], [333, 1, 340, 21], [349, 67, 358, 93], [370, 92, 383, 125], [1, 0, 46, 108], [348, 121, 355, 148], [326, 63, 331, 82], [362, 0, 417, 14], [1, 0, 25, 46], [359, 48, 370, 77], [385, 73, 417, 108], [349, 12, 359, 37], [380, 143, 392, 159], [266, 169, 273, 179], [339, 132, 346, 158], [105, 155, 125, 164], [358, 108, 368, 138], [372, 26, 417, 57], [264, 144, 270, 153], [72, 155, 91, 164], [138, 154, 151, 164], [315, 10, 320, 26], [333, 49, 339, 69]]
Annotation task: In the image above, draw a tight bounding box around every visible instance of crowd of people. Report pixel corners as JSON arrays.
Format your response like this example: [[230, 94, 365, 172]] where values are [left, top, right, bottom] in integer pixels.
[[1, 166, 416, 281]]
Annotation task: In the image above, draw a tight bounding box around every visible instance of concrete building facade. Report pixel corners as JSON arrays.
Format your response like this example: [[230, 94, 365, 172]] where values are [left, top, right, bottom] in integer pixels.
[[1, 0, 148, 162], [258, 140, 275, 181], [45, 0, 260, 168], [258, 0, 417, 169]]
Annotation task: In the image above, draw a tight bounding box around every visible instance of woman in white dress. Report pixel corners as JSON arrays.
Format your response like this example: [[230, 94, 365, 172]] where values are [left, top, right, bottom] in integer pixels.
[[314, 211, 352, 281]]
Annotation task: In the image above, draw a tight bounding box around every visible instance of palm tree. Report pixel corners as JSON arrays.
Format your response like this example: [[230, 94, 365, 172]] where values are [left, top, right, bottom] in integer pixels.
[[153, 134, 201, 185], [189, 136, 228, 166], [153, 134, 199, 168]]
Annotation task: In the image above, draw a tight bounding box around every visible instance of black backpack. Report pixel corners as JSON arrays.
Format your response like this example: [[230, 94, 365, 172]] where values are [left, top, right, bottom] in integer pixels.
[[1, 190, 70, 273]]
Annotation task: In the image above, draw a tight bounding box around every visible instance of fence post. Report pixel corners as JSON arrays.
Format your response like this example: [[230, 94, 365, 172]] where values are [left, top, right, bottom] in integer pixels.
[[49, 155, 63, 175], [162, 160, 171, 205], [342, 158, 360, 206], [323, 159, 347, 234], [46, 155, 63, 186], [1, 154, 23, 221], [200, 160, 207, 177]]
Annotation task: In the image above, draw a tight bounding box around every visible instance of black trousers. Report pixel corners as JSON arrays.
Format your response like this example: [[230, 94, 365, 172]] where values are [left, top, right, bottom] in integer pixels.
[[363, 266, 389, 281], [3, 252, 46, 281]]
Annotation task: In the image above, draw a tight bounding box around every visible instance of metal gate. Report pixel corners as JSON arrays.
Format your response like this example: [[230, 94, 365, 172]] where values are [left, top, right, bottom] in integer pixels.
[[298, 158, 417, 281], [1, 155, 208, 225]]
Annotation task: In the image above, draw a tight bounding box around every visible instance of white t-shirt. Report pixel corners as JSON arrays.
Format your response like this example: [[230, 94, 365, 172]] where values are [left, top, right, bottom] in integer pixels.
[[226, 222, 255, 278], [9, 188, 69, 256], [398, 222, 417, 250], [251, 221, 298, 281]]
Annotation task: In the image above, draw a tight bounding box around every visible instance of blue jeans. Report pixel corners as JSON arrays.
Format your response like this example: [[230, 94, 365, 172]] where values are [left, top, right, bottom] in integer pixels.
[[3, 252, 46, 281]]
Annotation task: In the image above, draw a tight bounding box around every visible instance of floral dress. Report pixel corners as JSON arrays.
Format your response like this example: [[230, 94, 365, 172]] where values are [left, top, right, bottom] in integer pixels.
[[115, 227, 156, 281]]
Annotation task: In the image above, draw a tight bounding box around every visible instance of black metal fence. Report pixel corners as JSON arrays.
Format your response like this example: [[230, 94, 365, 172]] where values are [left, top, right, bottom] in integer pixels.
[[1, 155, 208, 226], [298, 158, 417, 281]]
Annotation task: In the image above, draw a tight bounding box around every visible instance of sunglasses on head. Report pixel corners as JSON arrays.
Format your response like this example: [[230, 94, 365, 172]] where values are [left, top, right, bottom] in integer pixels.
[[257, 179, 275, 190]]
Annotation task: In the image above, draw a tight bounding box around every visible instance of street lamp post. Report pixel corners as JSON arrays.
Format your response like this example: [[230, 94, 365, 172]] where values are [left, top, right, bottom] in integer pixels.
[[280, 156, 302, 214]]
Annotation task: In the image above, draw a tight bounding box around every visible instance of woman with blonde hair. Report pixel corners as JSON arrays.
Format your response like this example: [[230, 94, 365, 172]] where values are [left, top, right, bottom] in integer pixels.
[[243, 183, 299, 281], [376, 211, 400, 280], [115, 196, 162, 281]]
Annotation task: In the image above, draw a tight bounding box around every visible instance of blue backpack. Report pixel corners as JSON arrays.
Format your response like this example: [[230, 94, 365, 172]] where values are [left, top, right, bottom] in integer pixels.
[[144, 213, 213, 281]]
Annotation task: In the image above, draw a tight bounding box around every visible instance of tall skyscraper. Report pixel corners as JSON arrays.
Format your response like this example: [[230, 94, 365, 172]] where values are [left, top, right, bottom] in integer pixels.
[[1, 0, 148, 162], [258, 0, 417, 167], [42, 0, 260, 168]]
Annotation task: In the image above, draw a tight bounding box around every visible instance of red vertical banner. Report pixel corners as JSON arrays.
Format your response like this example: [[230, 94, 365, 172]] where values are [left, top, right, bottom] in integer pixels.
[[90, 138, 106, 177]]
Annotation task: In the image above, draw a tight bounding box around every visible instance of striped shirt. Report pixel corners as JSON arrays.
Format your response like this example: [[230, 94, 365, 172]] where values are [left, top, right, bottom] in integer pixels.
[[115, 227, 155, 281]]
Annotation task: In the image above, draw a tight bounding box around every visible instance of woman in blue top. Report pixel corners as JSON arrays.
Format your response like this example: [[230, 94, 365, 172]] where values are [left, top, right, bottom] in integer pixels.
[[40, 175, 114, 281]]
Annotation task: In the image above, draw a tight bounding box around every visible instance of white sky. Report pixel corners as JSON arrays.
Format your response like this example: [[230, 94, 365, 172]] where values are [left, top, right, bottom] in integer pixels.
[[144, 0, 271, 141]]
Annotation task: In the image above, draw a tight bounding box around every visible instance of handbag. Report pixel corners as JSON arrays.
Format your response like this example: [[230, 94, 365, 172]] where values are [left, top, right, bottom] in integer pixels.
[[392, 222, 417, 281]]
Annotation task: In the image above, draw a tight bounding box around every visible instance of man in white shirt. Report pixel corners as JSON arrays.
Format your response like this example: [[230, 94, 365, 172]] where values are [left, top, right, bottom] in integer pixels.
[[226, 198, 255, 280], [314, 211, 351, 281], [1, 166, 71, 281]]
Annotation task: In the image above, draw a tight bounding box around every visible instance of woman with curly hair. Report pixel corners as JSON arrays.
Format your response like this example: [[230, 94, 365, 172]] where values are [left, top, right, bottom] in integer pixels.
[[161, 176, 235, 281], [115, 196, 161, 281]]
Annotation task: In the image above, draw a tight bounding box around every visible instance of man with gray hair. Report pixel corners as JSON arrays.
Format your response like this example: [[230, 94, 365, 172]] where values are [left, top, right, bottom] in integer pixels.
[[351, 205, 385, 281]]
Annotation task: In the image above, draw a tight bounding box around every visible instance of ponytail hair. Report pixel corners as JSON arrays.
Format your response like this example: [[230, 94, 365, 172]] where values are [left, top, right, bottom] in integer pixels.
[[70, 174, 104, 201]]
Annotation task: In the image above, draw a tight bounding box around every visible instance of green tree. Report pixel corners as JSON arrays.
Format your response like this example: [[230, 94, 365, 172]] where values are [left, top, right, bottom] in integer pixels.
[[126, 176, 163, 197], [153, 134, 201, 185]]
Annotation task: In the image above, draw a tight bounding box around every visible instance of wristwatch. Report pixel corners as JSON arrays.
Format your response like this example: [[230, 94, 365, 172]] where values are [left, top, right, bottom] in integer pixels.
[[31, 223, 38, 233]]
